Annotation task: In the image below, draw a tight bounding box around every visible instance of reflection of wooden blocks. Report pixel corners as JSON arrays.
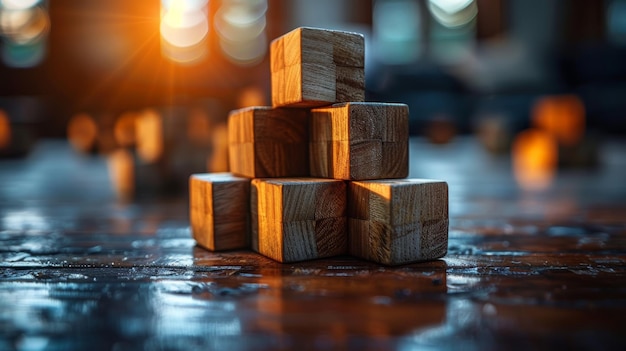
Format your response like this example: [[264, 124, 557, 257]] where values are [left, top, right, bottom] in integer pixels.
[[310, 102, 409, 180], [349, 179, 448, 265], [228, 107, 309, 178], [189, 173, 250, 251], [251, 178, 347, 262], [271, 27, 365, 108]]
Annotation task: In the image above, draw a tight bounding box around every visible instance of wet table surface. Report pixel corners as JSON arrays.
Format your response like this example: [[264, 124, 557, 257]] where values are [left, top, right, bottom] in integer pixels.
[[1, 138, 626, 351]]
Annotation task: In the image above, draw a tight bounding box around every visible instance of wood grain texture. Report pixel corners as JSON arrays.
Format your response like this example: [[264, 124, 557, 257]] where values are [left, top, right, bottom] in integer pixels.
[[270, 27, 365, 108], [228, 107, 309, 178], [309, 102, 409, 180], [189, 173, 250, 251], [251, 178, 347, 263], [348, 179, 448, 265]]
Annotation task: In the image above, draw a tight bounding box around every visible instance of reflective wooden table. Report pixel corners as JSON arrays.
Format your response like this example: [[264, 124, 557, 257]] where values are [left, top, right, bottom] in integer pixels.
[[1, 138, 625, 350]]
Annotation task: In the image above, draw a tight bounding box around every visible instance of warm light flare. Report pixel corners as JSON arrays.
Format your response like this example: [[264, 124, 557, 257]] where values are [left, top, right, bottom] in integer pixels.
[[532, 95, 585, 147], [160, 0, 208, 63], [161, 0, 207, 13], [160, 7, 208, 47], [512, 129, 558, 191]]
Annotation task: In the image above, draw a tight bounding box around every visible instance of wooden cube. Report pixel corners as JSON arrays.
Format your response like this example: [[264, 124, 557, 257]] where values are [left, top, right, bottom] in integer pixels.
[[310, 102, 409, 180], [270, 27, 365, 108], [189, 173, 250, 251], [228, 107, 309, 178], [251, 178, 347, 263], [349, 179, 448, 265]]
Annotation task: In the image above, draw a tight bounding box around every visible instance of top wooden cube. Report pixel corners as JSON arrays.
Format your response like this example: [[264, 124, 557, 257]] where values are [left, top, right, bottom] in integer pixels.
[[270, 27, 365, 108]]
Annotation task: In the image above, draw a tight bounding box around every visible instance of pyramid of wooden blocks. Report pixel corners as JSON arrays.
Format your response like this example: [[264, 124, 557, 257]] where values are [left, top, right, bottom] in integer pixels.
[[349, 179, 448, 265], [310, 102, 409, 180], [251, 178, 347, 263], [271, 27, 365, 108], [228, 106, 309, 178], [189, 173, 250, 251], [190, 26, 448, 265]]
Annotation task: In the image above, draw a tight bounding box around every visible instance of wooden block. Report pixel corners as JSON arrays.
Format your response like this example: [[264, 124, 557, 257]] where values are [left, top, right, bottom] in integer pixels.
[[251, 178, 347, 263], [189, 173, 250, 251], [309, 102, 409, 180], [336, 66, 365, 102], [228, 107, 309, 178], [270, 27, 365, 108], [348, 179, 448, 265]]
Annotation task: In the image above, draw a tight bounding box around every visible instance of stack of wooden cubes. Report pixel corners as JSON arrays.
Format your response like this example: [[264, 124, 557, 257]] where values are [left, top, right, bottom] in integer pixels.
[[190, 27, 448, 265]]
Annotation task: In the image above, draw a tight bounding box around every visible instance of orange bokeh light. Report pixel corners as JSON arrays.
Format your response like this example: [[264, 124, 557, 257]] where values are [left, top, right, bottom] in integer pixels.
[[237, 86, 266, 108], [135, 109, 164, 164], [67, 113, 98, 154], [107, 148, 135, 201], [512, 128, 558, 191], [0, 109, 11, 150], [532, 95, 585, 147], [114, 112, 138, 147]]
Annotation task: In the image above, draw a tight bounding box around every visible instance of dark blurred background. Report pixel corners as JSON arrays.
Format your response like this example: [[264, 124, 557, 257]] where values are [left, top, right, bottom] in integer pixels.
[[0, 0, 625, 195]]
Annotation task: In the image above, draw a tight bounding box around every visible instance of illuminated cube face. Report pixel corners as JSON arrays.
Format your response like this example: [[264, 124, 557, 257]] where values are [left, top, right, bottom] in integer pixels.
[[270, 27, 365, 108], [349, 179, 448, 265]]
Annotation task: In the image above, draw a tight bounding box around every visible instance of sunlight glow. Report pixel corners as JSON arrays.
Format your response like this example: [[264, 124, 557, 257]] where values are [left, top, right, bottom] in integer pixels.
[[160, 0, 209, 63], [160, 7, 208, 47]]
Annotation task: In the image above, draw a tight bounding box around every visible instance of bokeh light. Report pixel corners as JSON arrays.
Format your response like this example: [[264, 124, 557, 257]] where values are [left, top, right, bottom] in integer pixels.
[[0, 109, 11, 150], [215, 0, 267, 65], [0, 2, 49, 67], [67, 113, 98, 154], [135, 109, 164, 164], [0, 0, 41, 11], [107, 148, 135, 201], [428, 0, 477, 28], [114, 112, 138, 148], [0, 6, 49, 44], [512, 129, 558, 191], [373, 0, 421, 64], [532, 95, 585, 147], [160, 0, 209, 64], [236, 86, 266, 108]]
